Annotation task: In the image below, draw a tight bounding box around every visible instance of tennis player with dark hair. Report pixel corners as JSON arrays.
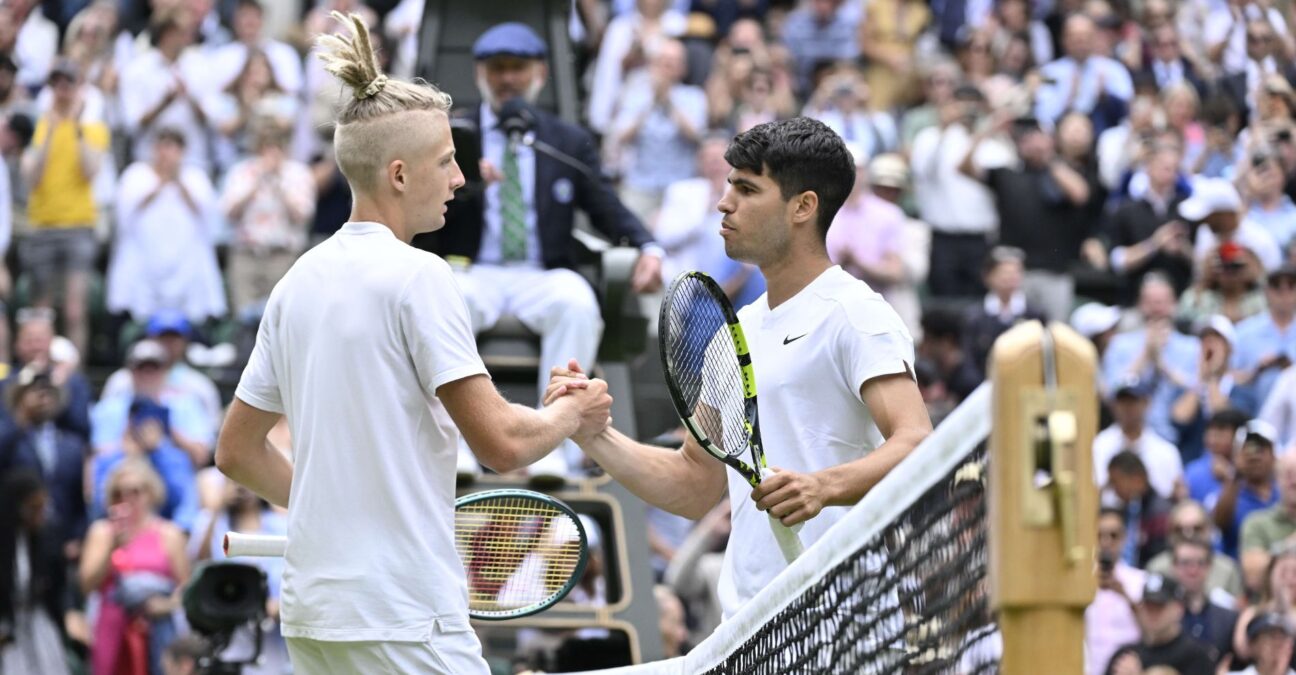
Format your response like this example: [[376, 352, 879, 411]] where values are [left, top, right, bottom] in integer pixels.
[[550, 116, 932, 616], [214, 14, 611, 673]]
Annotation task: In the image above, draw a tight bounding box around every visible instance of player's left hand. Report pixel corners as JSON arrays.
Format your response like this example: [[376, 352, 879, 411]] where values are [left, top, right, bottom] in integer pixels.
[[751, 468, 828, 527], [631, 253, 663, 293]]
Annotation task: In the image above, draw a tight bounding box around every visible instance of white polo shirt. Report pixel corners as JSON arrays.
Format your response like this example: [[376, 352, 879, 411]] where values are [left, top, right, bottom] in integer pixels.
[[717, 266, 916, 618], [235, 221, 488, 642], [1091, 425, 1184, 499]]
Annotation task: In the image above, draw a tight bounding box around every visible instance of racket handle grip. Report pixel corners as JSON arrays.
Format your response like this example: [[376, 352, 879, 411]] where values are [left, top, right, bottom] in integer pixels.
[[224, 532, 287, 558], [758, 467, 805, 562], [769, 515, 804, 562]]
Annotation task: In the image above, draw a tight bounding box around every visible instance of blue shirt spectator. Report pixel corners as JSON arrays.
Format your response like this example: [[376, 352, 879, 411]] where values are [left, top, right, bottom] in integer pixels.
[[780, 0, 859, 94], [91, 339, 216, 462], [1103, 327, 1201, 446], [1231, 266, 1296, 415], [1184, 409, 1249, 504], [90, 398, 199, 532]]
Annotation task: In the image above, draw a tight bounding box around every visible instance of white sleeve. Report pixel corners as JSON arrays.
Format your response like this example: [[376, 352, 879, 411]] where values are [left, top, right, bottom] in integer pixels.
[[0, 159, 12, 258], [399, 258, 488, 395], [839, 303, 916, 402], [235, 297, 285, 414], [1203, 10, 1233, 46]]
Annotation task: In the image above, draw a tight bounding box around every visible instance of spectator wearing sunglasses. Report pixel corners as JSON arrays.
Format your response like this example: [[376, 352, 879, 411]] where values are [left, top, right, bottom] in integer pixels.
[[1147, 499, 1246, 601]]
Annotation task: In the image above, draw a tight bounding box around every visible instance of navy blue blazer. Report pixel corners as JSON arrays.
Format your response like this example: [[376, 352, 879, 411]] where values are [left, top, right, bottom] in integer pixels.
[[0, 424, 88, 546], [415, 106, 654, 270]]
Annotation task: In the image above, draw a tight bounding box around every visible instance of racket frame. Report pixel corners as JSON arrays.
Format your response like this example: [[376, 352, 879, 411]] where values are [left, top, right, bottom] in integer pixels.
[[223, 488, 590, 621], [659, 271, 768, 487], [454, 488, 591, 620]]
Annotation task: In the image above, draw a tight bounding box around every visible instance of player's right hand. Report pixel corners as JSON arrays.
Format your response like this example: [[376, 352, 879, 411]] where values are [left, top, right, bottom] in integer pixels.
[[544, 359, 591, 406]]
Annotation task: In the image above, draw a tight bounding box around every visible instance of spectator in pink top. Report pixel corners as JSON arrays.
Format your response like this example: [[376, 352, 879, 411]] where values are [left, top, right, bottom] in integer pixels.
[[826, 142, 905, 295]]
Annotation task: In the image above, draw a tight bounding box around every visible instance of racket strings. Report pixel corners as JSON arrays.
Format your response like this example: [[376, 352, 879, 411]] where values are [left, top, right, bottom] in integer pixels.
[[455, 496, 585, 613], [662, 278, 750, 458]]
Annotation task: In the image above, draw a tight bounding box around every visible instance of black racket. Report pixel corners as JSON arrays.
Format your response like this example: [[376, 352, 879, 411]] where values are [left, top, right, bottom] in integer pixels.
[[659, 271, 804, 561]]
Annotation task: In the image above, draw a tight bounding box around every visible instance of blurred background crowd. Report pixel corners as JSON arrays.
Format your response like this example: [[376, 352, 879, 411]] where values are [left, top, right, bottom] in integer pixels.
[[6, 0, 1296, 673]]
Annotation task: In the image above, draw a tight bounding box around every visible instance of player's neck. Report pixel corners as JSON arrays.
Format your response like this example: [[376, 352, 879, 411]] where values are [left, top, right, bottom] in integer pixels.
[[761, 251, 832, 310], [350, 196, 414, 244]]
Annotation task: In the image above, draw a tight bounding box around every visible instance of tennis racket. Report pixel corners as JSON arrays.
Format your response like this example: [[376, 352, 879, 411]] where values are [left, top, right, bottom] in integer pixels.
[[223, 489, 589, 621], [659, 271, 804, 562]]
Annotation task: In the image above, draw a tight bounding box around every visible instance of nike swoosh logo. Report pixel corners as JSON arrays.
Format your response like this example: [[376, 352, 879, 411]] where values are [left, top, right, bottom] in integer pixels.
[[783, 334, 808, 345]]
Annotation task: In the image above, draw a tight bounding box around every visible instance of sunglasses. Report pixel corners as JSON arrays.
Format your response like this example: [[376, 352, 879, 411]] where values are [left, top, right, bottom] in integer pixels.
[[1099, 529, 1123, 540], [110, 485, 144, 502]]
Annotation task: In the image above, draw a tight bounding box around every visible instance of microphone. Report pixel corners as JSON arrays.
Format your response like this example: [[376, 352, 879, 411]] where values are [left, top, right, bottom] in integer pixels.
[[495, 97, 606, 192], [496, 97, 536, 144]]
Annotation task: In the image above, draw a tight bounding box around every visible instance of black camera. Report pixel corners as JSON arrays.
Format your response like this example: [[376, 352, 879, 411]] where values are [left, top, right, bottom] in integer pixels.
[[1098, 550, 1116, 573], [182, 562, 270, 674]]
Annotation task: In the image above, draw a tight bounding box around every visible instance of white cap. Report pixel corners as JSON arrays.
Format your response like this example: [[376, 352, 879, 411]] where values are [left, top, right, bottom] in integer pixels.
[[1178, 178, 1242, 221], [1070, 302, 1122, 339], [1198, 314, 1236, 349], [126, 339, 169, 367]]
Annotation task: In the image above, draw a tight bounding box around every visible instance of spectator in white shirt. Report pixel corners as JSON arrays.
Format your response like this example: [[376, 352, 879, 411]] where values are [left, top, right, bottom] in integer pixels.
[[119, 11, 210, 170], [220, 119, 315, 318], [803, 66, 897, 165], [1205, 0, 1293, 77], [204, 48, 299, 174], [1095, 375, 1186, 498], [8, 0, 57, 93], [909, 83, 1011, 299], [1259, 363, 1296, 448], [107, 127, 226, 325], [653, 134, 763, 307], [384, 0, 424, 80], [1183, 177, 1284, 272], [586, 0, 687, 135], [611, 38, 707, 222], [210, 0, 302, 95]]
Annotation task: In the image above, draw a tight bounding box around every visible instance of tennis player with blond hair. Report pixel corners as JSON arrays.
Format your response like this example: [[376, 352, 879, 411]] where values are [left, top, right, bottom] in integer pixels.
[[214, 13, 612, 673]]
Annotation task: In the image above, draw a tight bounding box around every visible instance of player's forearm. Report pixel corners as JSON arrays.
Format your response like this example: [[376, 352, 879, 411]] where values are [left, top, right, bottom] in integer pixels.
[[817, 426, 930, 507], [215, 438, 292, 508], [482, 402, 581, 473], [579, 428, 725, 519]]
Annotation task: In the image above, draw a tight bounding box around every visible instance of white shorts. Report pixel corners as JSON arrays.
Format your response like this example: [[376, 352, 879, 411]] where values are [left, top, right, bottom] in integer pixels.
[[285, 623, 489, 675]]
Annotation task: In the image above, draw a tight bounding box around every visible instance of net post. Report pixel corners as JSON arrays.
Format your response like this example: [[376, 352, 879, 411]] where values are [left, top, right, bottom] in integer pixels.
[[988, 320, 1098, 675]]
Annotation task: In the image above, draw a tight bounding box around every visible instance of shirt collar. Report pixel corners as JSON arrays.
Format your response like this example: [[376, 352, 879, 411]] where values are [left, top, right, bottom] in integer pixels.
[[340, 221, 397, 238], [481, 103, 500, 135], [984, 292, 1027, 318]]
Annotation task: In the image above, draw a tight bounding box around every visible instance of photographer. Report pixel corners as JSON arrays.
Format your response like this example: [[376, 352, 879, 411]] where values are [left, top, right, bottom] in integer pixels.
[[1177, 245, 1267, 326], [186, 478, 287, 674], [1088, 507, 1147, 675], [1172, 317, 1245, 461]]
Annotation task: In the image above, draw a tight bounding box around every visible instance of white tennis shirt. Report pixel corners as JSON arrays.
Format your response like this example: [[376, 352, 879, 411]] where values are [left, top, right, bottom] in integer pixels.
[[718, 266, 916, 619], [235, 221, 488, 641]]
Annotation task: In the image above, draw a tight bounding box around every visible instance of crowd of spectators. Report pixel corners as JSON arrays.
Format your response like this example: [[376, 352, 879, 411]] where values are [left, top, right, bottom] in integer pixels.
[[8, 0, 1296, 672]]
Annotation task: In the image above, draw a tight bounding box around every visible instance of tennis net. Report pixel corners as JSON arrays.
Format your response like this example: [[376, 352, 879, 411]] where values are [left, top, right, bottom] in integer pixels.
[[579, 383, 997, 675]]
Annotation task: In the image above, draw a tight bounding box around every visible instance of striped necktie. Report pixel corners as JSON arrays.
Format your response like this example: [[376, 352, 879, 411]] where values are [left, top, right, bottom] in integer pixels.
[[500, 139, 527, 262]]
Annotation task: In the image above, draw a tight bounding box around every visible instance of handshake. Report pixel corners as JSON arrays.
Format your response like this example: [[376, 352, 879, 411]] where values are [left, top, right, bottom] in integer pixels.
[[544, 358, 613, 443]]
